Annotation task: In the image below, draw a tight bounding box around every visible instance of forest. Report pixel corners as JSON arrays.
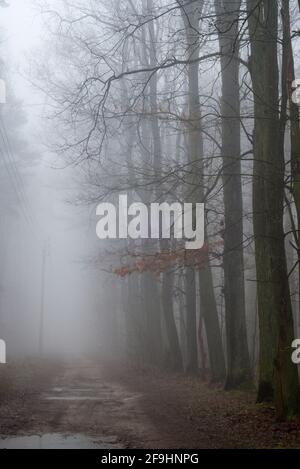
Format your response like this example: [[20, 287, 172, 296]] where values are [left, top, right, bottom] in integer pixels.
[[1, 0, 300, 451]]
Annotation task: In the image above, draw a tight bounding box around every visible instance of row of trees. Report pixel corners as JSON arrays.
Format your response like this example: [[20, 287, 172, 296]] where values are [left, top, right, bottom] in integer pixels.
[[36, 0, 300, 420]]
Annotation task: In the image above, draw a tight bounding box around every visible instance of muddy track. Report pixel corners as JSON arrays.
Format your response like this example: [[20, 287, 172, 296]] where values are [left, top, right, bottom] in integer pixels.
[[1, 360, 300, 448], [0, 361, 159, 448]]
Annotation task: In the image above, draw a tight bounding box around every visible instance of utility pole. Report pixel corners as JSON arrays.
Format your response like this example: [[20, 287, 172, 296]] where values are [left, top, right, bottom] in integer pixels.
[[38, 241, 49, 357]]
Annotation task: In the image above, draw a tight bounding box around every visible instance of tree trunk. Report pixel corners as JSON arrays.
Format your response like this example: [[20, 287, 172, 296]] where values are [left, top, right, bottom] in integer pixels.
[[179, 0, 226, 382], [146, 0, 183, 371], [247, 0, 300, 419], [282, 0, 300, 332], [185, 266, 198, 373], [126, 272, 146, 362], [162, 269, 183, 371], [141, 271, 163, 366], [214, 0, 251, 388], [198, 263, 226, 382]]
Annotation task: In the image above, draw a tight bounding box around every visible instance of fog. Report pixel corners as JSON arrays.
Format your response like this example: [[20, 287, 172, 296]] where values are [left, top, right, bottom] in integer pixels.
[[0, 0, 113, 359], [0, 0, 300, 449]]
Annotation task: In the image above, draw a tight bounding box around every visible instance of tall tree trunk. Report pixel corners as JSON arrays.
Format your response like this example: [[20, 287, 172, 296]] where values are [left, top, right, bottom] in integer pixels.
[[282, 0, 300, 331], [126, 273, 142, 360], [179, 0, 226, 382], [185, 266, 198, 373], [214, 0, 251, 388], [198, 263, 226, 382], [141, 270, 164, 366], [247, 0, 300, 419], [146, 0, 183, 371], [162, 269, 183, 371]]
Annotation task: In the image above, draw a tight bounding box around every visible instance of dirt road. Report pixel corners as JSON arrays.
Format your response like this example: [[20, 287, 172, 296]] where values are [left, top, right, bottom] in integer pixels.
[[1, 360, 300, 448], [0, 361, 159, 448]]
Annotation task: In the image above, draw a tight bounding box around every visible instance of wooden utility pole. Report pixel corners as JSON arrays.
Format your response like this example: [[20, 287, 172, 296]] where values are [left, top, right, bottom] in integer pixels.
[[38, 242, 48, 356]]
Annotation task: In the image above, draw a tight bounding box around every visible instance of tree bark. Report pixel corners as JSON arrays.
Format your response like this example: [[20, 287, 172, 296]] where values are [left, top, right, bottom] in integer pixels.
[[162, 269, 183, 371], [146, 0, 183, 371], [179, 0, 226, 382], [214, 0, 251, 388], [184, 266, 198, 373], [282, 0, 300, 332], [247, 0, 300, 419], [141, 271, 164, 366]]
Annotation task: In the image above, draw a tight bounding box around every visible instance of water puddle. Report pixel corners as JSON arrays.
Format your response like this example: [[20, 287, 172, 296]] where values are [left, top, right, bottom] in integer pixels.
[[43, 386, 107, 401], [0, 433, 121, 449], [44, 396, 102, 401], [52, 387, 95, 393], [122, 393, 142, 402]]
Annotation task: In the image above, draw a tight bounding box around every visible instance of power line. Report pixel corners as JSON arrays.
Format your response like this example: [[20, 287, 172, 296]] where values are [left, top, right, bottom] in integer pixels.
[[0, 112, 44, 244]]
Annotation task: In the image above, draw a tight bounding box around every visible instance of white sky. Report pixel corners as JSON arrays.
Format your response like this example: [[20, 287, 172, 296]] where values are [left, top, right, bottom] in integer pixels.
[[0, 0, 43, 94], [0, 1, 101, 357], [1, 0, 42, 48]]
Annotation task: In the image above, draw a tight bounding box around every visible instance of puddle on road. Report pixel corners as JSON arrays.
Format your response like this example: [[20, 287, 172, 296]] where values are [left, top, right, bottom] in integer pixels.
[[0, 433, 121, 449], [52, 387, 96, 393], [42, 385, 119, 402], [44, 396, 103, 401]]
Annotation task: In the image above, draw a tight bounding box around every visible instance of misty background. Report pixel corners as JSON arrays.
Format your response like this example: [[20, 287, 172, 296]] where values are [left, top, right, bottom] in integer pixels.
[[0, 0, 111, 359], [0, 0, 300, 445]]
